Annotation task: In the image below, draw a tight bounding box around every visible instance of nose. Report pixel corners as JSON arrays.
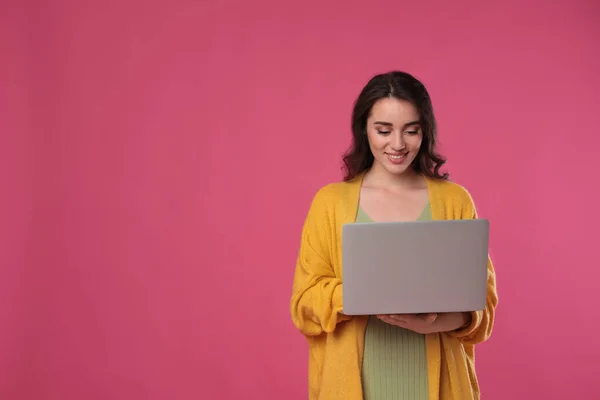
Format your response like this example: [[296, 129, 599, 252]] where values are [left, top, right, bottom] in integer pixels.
[[391, 131, 405, 150]]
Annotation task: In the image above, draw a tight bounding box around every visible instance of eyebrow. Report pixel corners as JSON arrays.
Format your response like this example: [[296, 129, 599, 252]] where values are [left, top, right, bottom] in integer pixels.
[[374, 120, 421, 129]]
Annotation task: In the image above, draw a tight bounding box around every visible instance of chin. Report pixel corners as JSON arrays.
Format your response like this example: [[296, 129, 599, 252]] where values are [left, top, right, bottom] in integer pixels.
[[385, 159, 415, 175], [386, 166, 412, 176], [373, 156, 416, 176]]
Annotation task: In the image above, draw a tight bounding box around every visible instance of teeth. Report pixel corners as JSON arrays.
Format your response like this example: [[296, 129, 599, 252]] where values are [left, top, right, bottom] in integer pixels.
[[388, 153, 406, 159]]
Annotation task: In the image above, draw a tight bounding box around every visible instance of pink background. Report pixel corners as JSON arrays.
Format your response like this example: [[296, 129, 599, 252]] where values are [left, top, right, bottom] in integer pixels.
[[2, 0, 599, 399]]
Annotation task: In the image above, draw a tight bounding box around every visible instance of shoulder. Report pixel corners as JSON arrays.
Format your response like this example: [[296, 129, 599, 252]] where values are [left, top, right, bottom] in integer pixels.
[[433, 179, 474, 203], [308, 180, 350, 210], [427, 178, 477, 216], [310, 177, 359, 205], [303, 177, 360, 223], [300, 180, 351, 237]]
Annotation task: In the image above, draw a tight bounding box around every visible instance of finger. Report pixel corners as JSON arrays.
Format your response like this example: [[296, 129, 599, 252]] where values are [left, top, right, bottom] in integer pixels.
[[388, 314, 410, 324], [410, 313, 436, 323], [379, 315, 397, 324], [424, 313, 438, 324], [378, 315, 406, 328]]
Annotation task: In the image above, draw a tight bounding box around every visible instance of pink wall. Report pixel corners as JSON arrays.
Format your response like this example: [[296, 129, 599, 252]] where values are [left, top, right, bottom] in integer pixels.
[[2, 0, 599, 399]]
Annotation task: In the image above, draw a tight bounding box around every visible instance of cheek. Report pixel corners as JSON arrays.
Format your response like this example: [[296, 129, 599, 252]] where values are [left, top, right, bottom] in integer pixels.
[[408, 135, 423, 150], [366, 132, 384, 150]]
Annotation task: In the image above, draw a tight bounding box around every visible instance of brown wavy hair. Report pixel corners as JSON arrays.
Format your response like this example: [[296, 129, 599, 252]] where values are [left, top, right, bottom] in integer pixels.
[[342, 71, 449, 181]]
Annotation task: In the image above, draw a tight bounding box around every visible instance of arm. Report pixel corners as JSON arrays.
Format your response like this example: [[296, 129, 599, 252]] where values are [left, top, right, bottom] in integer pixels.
[[290, 189, 351, 337]]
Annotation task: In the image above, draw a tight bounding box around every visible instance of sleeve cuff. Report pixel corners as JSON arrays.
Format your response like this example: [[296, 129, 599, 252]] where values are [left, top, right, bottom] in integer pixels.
[[450, 310, 482, 338]]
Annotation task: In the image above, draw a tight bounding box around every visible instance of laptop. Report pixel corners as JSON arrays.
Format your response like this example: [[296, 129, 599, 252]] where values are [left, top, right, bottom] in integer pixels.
[[341, 219, 489, 316]]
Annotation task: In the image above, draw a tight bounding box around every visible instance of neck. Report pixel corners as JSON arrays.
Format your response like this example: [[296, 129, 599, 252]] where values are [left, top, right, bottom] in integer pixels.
[[363, 163, 423, 190]]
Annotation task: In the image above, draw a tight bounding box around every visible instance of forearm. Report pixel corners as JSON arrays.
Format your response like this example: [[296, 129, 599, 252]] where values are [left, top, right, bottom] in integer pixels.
[[291, 277, 351, 336]]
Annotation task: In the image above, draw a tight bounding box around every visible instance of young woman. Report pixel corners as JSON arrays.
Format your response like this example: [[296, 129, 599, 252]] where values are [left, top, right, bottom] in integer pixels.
[[290, 71, 498, 400]]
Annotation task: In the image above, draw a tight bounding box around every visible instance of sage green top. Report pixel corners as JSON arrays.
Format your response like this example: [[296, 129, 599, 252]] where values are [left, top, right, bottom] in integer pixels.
[[356, 203, 431, 400]]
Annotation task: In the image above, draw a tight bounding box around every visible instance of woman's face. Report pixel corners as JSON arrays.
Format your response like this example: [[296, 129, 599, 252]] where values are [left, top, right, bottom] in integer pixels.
[[366, 97, 423, 177]]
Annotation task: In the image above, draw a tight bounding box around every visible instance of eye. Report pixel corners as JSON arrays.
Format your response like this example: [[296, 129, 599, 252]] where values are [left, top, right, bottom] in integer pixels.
[[405, 130, 419, 135], [377, 130, 391, 135]]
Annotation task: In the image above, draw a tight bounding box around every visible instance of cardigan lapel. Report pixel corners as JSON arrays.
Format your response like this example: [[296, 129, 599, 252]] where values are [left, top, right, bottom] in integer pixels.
[[424, 176, 447, 400], [343, 174, 363, 222], [425, 176, 447, 221], [335, 174, 363, 279]]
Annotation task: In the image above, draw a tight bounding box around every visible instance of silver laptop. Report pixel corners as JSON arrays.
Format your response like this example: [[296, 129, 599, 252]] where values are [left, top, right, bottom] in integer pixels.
[[341, 219, 489, 315]]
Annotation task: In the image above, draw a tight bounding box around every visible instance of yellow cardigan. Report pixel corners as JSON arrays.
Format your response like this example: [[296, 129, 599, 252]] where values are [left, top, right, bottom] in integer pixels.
[[290, 173, 498, 400]]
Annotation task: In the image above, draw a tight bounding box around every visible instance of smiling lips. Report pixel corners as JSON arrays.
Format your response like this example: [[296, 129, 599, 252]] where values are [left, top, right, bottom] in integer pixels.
[[385, 151, 408, 164]]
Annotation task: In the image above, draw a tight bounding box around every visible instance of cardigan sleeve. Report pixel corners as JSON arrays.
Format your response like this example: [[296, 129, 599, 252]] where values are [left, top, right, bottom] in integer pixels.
[[290, 187, 351, 336], [446, 189, 499, 345]]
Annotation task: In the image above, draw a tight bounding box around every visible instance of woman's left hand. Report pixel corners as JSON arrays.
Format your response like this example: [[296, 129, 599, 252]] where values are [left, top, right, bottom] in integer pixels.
[[377, 312, 470, 334]]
